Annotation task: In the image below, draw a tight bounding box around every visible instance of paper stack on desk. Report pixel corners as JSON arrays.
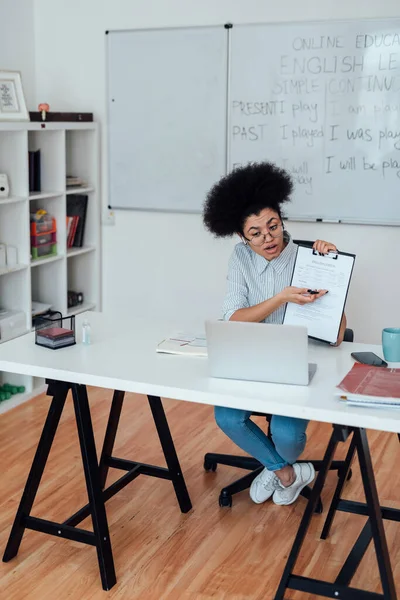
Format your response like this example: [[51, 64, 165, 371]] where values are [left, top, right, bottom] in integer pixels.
[[337, 363, 400, 407], [157, 333, 207, 357]]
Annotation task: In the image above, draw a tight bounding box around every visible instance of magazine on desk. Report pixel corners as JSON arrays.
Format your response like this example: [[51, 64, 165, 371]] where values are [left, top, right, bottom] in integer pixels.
[[157, 333, 207, 357]]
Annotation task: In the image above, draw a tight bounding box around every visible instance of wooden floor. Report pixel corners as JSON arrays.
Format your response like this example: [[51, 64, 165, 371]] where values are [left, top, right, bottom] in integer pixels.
[[1, 389, 400, 600]]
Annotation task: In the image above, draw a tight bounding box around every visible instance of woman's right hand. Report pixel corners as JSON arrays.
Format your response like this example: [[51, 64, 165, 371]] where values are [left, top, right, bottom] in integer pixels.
[[278, 287, 327, 305]]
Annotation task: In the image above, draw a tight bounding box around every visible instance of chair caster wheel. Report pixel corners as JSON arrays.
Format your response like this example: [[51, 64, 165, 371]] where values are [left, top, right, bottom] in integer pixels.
[[204, 459, 217, 472], [315, 498, 323, 514], [219, 494, 232, 508]]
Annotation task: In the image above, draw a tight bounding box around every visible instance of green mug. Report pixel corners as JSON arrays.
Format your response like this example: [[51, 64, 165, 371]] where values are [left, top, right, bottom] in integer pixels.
[[382, 328, 400, 362]]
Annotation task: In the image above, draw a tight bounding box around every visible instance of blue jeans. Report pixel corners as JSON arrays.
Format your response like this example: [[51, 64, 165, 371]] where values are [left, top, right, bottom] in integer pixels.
[[215, 406, 308, 471]]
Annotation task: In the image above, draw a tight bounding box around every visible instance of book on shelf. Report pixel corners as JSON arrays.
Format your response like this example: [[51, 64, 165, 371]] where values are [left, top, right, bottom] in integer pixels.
[[156, 333, 207, 357], [66, 175, 87, 189], [28, 150, 41, 192], [66, 215, 80, 248], [66, 195, 88, 247], [336, 363, 400, 407], [30, 111, 93, 122]]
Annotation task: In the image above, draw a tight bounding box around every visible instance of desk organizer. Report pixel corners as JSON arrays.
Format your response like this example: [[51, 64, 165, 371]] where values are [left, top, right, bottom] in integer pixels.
[[35, 313, 76, 349], [31, 242, 57, 260], [31, 231, 56, 247], [31, 214, 57, 260], [30, 215, 56, 235]]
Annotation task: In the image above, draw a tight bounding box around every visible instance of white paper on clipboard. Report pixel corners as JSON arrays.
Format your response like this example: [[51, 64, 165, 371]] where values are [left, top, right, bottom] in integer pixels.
[[283, 246, 355, 344]]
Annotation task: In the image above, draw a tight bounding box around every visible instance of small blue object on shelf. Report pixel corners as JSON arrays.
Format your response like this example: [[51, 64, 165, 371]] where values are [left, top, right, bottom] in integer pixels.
[[35, 313, 76, 350]]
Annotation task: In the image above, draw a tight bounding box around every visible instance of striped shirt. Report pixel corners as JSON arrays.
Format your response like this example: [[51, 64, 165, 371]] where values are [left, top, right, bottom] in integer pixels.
[[222, 232, 297, 324]]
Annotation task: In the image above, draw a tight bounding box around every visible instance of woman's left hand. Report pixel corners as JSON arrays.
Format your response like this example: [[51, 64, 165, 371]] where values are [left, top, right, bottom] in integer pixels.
[[313, 239, 337, 255]]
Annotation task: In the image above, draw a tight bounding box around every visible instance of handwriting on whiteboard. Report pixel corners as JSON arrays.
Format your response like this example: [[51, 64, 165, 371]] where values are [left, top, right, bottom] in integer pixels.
[[231, 28, 400, 193]]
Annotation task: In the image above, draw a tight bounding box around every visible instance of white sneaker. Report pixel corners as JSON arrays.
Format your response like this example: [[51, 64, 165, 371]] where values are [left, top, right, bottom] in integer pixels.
[[273, 462, 315, 506], [249, 467, 280, 504]]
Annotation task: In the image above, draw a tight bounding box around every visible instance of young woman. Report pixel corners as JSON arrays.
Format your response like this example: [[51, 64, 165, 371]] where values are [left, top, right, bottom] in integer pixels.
[[203, 162, 346, 506]]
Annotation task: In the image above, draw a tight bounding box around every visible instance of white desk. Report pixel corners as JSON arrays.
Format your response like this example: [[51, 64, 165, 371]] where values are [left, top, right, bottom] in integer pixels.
[[0, 312, 398, 433], [0, 313, 398, 598]]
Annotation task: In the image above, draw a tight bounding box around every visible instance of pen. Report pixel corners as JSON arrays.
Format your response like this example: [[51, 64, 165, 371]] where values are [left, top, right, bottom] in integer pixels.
[[307, 289, 329, 295]]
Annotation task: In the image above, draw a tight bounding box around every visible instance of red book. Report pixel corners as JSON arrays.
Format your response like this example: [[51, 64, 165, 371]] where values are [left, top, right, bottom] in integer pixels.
[[67, 215, 79, 248], [38, 327, 74, 339], [337, 363, 400, 404]]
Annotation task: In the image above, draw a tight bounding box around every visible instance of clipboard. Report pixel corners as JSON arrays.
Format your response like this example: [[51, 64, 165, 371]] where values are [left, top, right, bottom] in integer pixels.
[[283, 244, 356, 344]]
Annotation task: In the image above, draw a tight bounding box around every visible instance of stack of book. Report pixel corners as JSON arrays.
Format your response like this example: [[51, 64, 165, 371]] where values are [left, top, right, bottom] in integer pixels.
[[66, 175, 87, 189], [337, 363, 400, 408], [36, 326, 75, 349]]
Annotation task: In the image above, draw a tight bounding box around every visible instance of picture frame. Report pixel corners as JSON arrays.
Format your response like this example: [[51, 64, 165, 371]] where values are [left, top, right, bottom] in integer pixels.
[[0, 71, 29, 121]]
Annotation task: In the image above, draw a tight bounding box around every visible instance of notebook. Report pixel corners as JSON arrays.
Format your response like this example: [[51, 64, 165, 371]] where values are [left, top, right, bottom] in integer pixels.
[[336, 363, 400, 407]]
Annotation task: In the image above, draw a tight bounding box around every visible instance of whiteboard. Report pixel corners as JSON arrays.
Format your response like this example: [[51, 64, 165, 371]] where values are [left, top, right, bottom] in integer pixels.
[[107, 27, 228, 212], [229, 20, 400, 224]]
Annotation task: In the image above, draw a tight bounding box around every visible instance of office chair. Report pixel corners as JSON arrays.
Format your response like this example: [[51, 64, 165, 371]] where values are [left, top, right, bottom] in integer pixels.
[[204, 239, 353, 510]]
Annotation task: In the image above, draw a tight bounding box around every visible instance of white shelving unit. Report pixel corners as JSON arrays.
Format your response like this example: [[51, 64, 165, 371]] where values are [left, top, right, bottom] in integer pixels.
[[0, 122, 101, 413]]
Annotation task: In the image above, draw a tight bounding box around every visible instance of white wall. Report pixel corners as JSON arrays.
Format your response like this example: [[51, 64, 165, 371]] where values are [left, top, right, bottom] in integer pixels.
[[0, 0, 36, 108], [33, 0, 399, 342]]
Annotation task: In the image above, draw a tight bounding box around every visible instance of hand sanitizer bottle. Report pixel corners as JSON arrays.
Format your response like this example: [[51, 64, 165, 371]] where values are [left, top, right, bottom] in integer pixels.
[[82, 319, 91, 345]]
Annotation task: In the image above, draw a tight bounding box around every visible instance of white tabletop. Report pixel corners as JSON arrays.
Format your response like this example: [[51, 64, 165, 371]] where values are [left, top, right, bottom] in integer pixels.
[[0, 312, 399, 434]]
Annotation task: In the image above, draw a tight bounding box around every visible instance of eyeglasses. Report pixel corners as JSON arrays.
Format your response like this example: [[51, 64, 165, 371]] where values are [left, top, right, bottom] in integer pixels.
[[244, 222, 284, 247]]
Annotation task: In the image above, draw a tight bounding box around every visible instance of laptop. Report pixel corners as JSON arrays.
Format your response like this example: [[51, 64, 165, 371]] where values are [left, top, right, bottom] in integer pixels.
[[205, 320, 317, 386]]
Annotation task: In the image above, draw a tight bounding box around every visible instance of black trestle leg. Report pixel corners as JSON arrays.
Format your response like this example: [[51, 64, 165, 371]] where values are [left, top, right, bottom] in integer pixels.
[[275, 426, 397, 600], [354, 428, 396, 600], [274, 427, 339, 599], [71, 384, 116, 591], [3, 386, 193, 592], [147, 395, 192, 513], [321, 433, 357, 540], [3, 381, 70, 562], [99, 390, 125, 489], [334, 520, 372, 587]]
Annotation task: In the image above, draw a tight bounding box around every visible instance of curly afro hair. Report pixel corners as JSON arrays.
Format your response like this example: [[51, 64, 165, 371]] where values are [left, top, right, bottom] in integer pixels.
[[203, 162, 293, 237]]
